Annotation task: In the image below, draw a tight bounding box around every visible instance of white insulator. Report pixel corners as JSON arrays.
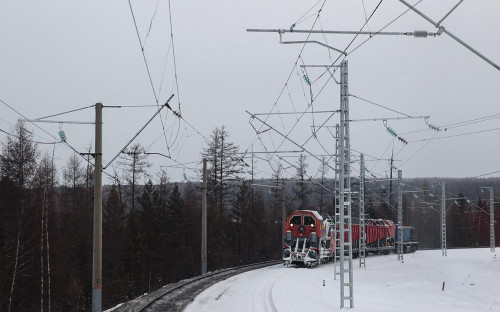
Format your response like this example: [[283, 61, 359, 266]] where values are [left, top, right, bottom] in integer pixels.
[[413, 30, 428, 38]]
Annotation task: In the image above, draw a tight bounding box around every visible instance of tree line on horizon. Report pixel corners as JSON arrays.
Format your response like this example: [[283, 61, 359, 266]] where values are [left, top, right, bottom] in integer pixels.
[[0, 121, 498, 311]]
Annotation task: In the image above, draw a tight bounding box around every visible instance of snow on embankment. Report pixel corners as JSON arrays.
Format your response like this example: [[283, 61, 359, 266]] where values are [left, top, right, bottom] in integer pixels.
[[184, 248, 499, 312]]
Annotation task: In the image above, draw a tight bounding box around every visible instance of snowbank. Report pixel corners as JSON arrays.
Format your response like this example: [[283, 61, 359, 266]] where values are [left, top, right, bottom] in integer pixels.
[[184, 248, 499, 311]]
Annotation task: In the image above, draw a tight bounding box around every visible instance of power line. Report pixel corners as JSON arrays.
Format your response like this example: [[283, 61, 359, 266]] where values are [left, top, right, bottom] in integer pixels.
[[400, 113, 500, 135], [126, 0, 173, 159], [104, 95, 174, 169], [246, 0, 328, 136], [168, 0, 181, 114], [0, 128, 60, 145], [142, 0, 160, 49], [346, 0, 423, 56], [0, 98, 120, 182], [408, 126, 500, 143], [350, 94, 413, 117], [471, 170, 500, 179], [33, 105, 95, 120]]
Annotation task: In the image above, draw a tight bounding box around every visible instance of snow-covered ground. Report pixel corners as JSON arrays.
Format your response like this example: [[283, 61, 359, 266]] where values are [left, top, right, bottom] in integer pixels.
[[184, 248, 499, 311]]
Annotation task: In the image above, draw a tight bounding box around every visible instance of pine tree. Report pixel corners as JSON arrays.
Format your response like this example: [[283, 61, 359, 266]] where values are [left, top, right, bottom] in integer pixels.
[[201, 126, 242, 213], [0, 121, 39, 311], [166, 183, 185, 280], [201, 126, 242, 269], [119, 143, 151, 213], [293, 154, 310, 210], [182, 182, 201, 277], [138, 180, 164, 291], [314, 156, 329, 214], [103, 185, 127, 306], [124, 207, 142, 299], [230, 181, 249, 261]]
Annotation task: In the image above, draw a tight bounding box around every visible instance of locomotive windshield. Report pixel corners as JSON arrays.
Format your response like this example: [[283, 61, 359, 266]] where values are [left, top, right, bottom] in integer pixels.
[[304, 216, 315, 227], [290, 215, 301, 226]]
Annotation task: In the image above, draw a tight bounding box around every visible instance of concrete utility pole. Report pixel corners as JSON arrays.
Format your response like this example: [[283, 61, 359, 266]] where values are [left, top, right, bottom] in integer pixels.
[[397, 170, 403, 262], [441, 182, 447, 256], [281, 180, 286, 241], [92, 103, 103, 312], [201, 159, 208, 274]]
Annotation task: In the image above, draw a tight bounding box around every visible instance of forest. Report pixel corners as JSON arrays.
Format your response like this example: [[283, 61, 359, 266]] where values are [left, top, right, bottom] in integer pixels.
[[1, 122, 498, 311]]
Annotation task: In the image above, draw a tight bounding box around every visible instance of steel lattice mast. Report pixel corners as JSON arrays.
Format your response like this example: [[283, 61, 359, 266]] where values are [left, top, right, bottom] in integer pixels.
[[359, 154, 366, 268], [338, 60, 354, 308], [481, 187, 496, 252], [397, 170, 403, 262], [490, 188, 495, 252], [334, 123, 340, 280], [441, 182, 447, 256]]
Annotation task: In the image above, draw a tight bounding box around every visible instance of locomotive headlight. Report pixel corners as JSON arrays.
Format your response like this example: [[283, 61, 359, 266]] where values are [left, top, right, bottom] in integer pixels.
[[310, 224, 314, 227]]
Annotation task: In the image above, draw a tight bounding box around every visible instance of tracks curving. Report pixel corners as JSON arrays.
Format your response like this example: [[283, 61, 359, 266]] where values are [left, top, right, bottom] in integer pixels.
[[113, 261, 281, 312]]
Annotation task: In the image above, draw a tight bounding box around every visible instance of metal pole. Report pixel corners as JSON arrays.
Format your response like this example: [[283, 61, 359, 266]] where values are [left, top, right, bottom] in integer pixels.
[[247, 28, 436, 37], [201, 159, 208, 274], [441, 182, 447, 256], [490, 188, 495, 252], [339, 60, 353, 308], [397, 170, 403, 262], [92, 103, 103, 312], [437, 0, 464, 25], [339, 67, 346, 308], [398, 0, 500, 72], [281, 180, 286, 241], [359, 154, 366, 268], [334, 124, 340, 281]]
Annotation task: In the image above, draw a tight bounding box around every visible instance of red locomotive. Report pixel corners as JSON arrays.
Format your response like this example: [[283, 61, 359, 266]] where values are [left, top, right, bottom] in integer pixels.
[[283, 210, 334, 267], [283, 210, 414, 266]]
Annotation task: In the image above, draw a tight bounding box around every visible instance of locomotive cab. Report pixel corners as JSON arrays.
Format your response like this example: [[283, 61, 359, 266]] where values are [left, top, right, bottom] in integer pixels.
[[283, 210, 333, 267]]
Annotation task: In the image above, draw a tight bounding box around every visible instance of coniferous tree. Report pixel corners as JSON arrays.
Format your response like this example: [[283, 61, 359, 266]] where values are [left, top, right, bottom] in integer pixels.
[[202, 126, 242, 213], [166, 183, 185, 280], [230, 181, 249, 261], [182, 182, 201, 277], [0, 121, 39, 311], [293, 154, 309, 210], [119, 143, 151, 213], [314, 156, 329, 214], [138, 179, 165, 291], [103, 185, 127, 307], [124, 206, 142, 299], [56, 151, 93, 310], [201, 126, 242, 269], [33, 152, 57, 312]]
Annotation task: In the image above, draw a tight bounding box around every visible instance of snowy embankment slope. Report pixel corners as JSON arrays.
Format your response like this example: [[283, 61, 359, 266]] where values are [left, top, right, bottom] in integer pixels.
[[184, 248, 499, 312]]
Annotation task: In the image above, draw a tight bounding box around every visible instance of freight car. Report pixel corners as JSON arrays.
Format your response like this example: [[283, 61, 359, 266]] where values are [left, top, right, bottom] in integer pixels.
[[395, 225, 419, 253], [283, 210, 418, 266]]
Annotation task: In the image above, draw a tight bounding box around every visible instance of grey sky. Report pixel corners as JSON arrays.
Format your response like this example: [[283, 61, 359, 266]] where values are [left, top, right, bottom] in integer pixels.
[[1, 0, 499, 183]]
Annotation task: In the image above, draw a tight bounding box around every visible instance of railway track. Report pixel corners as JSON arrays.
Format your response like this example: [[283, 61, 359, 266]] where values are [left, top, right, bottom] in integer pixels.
[[113, 260, 282, 312]]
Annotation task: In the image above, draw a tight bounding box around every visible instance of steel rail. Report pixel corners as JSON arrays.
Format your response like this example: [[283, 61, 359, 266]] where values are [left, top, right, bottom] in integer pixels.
[[132, 260, 282, 312]]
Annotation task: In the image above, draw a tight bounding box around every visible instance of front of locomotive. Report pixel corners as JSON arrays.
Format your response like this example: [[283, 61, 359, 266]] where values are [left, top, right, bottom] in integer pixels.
[[283, 210, 324, 267]]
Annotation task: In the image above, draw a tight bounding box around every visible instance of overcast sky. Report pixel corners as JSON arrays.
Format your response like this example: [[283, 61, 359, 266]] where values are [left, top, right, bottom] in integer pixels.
[[1, 0, 499, 184]]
